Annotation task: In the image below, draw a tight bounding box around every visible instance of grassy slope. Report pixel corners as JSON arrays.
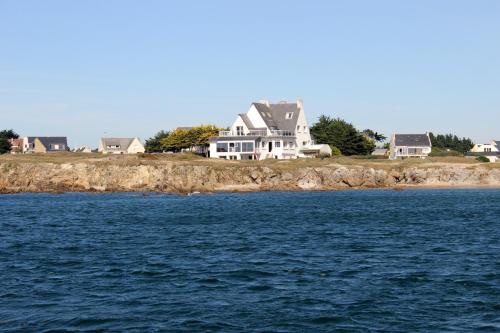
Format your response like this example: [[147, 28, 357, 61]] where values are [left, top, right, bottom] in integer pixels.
[[0, 152, 498, 171]]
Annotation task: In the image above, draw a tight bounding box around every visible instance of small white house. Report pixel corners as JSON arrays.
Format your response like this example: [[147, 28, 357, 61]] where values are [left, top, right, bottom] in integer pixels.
[[99, 138, 145, 154], [209, 99, 330, 160], [469, 140, 500, 162], [389, 133, 432, 160]]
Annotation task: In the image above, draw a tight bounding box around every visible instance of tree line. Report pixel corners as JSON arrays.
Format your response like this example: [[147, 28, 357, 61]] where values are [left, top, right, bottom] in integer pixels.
[[428, 132, 474, 155]]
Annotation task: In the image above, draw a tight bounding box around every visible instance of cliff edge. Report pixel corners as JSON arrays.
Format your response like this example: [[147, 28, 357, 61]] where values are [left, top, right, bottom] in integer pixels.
[[1, 155, 499, 193]]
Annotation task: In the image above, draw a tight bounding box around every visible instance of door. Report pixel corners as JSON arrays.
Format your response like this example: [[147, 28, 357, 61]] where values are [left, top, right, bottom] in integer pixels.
[[268, 142, 273, 152]]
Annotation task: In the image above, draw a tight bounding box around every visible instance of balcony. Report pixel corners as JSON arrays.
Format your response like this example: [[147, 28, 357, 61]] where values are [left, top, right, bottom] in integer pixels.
[[218, 130, 294, 137]]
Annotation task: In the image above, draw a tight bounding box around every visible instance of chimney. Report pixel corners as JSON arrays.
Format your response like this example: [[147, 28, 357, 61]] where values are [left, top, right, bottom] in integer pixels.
[[259, 99, 270, 107], [297, 99, 304, 110]]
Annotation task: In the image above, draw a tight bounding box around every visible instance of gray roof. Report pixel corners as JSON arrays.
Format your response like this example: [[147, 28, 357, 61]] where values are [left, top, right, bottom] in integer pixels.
[[494, 141, 500, 147], [252, 102, 300, 132], [101, 138, 135, 151], [239, 113, 255, 129], [35, 137, 68, 151], [394, 134, 431, 147]]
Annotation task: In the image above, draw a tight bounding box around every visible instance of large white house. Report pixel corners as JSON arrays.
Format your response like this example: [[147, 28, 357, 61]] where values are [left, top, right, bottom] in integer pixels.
[[469, 140, 500, 162], [98, 138, 145, 154], [209, 100, 330, 160], [389, 133, 432, 160]]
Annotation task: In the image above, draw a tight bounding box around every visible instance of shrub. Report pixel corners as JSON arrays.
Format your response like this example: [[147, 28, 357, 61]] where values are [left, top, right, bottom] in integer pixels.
[[330, 146, 342, 156], [476, 156, 490, 163]]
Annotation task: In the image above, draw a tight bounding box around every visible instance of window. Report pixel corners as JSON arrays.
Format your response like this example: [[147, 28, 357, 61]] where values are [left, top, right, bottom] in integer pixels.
[[284, 141, 288, 148], [262, 141, 266, 148], [216, 143, 228, 152], [275, 141, 281, 148], [229, 142, 241, 152], [242, 142, 254, 152], [286, 112, 294, 119], [302, 141, 307, 146], [236, 126, 244, 136], [297, 125, 300, 132], [303, 126, 307, 132], [289, 142, 294, 148]]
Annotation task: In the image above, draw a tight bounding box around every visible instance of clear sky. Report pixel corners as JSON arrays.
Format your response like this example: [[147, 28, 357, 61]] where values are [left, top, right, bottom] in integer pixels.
[[1, 0, 499, 147]]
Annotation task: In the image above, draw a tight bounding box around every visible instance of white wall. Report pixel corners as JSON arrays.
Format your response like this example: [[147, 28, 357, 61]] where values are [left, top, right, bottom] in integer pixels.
[[471, 143, 499, 153], [246, 105, 268, 129], [295, 108, 312, 148], [127, 138, 145, 154], [230, 116, 249, 134]]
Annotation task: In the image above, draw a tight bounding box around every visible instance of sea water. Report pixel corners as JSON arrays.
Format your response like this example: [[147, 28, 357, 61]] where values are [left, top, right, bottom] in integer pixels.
[[1, 189, 500, 332]]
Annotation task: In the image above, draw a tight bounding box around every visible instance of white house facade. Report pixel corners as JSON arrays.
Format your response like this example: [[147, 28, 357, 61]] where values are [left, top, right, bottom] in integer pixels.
[[469, 140, 500, 162], [209, 100, 329, 160], [389, 133, 432, 160], [99, 137, 145, 154]]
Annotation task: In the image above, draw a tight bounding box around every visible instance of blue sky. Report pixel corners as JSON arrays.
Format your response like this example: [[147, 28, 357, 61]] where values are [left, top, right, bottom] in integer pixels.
[[1, 0, 499, 147]]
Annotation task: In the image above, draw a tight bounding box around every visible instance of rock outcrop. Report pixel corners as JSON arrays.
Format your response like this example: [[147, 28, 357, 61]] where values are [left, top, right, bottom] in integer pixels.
[[1, 161, 499, 193]]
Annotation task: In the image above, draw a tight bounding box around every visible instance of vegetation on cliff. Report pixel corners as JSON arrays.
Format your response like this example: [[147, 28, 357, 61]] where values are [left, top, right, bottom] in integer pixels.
[[310, 116, 377, 155], [146, 125, 222, 153]]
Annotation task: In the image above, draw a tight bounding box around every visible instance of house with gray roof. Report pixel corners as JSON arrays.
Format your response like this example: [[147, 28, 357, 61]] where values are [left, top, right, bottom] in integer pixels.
[[98, 138, 145, 154], [209, 99, 330, 160], [468, 140, 500, 162], [389, 133, 432, 160], [22, 136, 69, 153]]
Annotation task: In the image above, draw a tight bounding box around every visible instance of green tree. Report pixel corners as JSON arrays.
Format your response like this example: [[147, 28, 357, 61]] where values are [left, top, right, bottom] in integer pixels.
[[0, 129, 19, 154], [310, 116, 375, 155], [428, 132, 474, 154], [161, 128, 191, 152], [161, 125, 221, 153], [145, 130, 170, 153]]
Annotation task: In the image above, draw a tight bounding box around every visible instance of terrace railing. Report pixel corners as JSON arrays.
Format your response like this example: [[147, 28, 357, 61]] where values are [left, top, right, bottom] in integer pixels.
[[218, 130, 294, 137]]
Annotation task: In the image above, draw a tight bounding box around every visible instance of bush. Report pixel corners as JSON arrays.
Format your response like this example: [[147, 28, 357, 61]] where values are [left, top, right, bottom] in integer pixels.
[[476, 156, 490, 163], [330, 146, 342, 156]]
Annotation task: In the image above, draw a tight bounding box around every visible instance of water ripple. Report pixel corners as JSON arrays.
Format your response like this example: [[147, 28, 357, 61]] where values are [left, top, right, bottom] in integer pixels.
[[1, 189, 500, 332]]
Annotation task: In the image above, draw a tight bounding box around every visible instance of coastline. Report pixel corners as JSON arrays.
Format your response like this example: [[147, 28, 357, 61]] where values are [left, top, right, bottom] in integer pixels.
[[1, 154, 500, 194]]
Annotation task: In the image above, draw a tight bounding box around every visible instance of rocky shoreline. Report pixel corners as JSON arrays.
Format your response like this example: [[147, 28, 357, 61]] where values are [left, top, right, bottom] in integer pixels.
[[1, 161, 500, 194]]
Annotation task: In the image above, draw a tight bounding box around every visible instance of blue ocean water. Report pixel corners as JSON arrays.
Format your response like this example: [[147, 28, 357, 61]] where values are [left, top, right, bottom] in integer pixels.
[[1, 189, 500, 332]]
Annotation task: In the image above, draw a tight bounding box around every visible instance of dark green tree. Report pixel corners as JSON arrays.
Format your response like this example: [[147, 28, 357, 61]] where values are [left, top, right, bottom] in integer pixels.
[[310, 116, 375, 155], [0, 129, 19, 139], [363, 129, 387, 142], [428, 132, 474, 154], [0, 129, 19, 154], [145, 130, 170, 153]]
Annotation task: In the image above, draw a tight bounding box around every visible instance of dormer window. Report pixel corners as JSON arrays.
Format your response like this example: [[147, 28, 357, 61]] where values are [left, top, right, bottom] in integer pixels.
[[286, 112, 294, 119]]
